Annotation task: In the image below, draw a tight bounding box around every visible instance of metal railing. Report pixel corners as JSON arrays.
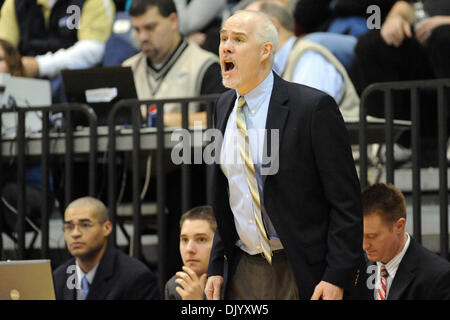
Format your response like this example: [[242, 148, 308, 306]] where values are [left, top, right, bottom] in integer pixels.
[[0, 103, 97, 259], [359, 79, 450, 259], [106, 95, 218, 291]]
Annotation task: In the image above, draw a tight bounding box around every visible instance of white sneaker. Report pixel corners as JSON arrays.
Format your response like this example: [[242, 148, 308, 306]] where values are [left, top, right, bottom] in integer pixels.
[[380, 143, 412, 163]]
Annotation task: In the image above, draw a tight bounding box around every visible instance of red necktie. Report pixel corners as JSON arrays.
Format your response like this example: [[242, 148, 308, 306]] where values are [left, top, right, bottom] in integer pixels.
[[377, 265, 388, 300]]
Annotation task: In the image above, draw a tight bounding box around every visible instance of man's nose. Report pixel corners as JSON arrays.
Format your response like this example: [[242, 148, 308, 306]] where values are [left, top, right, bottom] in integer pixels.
[[71, 226, 82, 237], [220, 39, 233, 53], [137, 29, 150, 43], [186, 240, 196, 252], [363, 239, 370, 251]]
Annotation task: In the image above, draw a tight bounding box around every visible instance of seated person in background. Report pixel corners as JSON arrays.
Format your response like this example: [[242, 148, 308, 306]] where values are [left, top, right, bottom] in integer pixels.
[[123, 0, 225, 127], [293, 0, 396, 92], [362, 183, 450, 300], [174, 0, 227, 54], [355, 0, 450, 167], [293, 0, 396, 38], [0, 0, 115, 102], [165, 205, 216, 300], [53, 197, 160, 300], [0, 39, 55, 247], [248, 0, 359, 119]]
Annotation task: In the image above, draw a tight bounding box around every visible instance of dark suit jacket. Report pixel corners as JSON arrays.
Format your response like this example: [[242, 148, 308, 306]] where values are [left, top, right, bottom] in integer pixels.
[[368, 237, 450, 300], [53, 243, 160, 300], [208, 73, 366, 300], [164, 274, 182, 300]]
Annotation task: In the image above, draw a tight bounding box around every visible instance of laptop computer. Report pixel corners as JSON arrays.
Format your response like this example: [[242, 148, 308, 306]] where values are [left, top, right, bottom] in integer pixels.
[[0, 259, 55, 300], [0, 73, 51, 137], [61, 66, 138, 127]]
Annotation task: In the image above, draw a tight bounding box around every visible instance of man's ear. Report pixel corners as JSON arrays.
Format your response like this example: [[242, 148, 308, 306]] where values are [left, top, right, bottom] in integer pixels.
[[103, 220, 113, 237], [169, 12, 178, 32], [394, 217, 406, 234], [260, 42, 274, 63]]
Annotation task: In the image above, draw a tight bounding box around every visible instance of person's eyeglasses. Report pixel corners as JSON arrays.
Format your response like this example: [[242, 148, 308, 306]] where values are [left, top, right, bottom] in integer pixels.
[[62, 221, 100, 233]]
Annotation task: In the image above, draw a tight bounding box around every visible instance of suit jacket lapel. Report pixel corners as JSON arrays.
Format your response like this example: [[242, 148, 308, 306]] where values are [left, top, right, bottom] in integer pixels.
[[261, 73, 289, 186], [62, 259, 77, 300], [216, 91, 236, 135], [86, 243, 116, 300], [388, 239, 417, 300]]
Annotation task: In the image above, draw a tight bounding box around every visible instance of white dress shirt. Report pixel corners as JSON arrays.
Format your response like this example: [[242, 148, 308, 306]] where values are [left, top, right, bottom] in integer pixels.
[[220, 72, 283, 255], [375, 233, 411, 299], [273, 36, 344, 103]]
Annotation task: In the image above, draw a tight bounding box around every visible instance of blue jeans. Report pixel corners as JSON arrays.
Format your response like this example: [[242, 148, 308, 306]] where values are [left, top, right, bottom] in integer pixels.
[[328, 17, 368, 38]]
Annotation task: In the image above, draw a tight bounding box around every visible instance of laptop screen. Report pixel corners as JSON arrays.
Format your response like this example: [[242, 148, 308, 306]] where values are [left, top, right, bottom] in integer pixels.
[[0, 259, 55, 300], [0, 74, 51, 136], [61, 66, 138, 127]]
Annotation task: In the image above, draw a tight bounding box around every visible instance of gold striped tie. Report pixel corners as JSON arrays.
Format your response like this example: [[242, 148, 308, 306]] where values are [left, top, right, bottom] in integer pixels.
[[236, 96, 272, 264]]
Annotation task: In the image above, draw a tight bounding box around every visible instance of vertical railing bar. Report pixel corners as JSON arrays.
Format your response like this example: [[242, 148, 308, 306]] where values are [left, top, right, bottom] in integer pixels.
[[410, 86, 422, 244], [385, 89, 394, 184], [41, 110, 50, 258], [437, 85, 448, 259], [16, 110, 26, 258]]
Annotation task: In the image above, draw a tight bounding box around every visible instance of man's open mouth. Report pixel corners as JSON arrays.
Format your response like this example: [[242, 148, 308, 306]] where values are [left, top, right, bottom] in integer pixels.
[[223, 59, 235, 72]]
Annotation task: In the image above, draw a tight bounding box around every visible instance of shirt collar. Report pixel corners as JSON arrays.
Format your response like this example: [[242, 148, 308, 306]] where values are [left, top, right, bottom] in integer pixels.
[[377, 232, 411, 278], [273, 36, 297, 75], [76, 260, 100, 286], [236, 71, 274, 115]]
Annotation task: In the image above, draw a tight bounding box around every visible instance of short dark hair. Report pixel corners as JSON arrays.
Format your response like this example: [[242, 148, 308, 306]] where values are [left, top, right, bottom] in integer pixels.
[[179, 206, 217, 232], [129, 0, 177, 17], [65, 196, 109, 222], [361, 183, 406, 224]]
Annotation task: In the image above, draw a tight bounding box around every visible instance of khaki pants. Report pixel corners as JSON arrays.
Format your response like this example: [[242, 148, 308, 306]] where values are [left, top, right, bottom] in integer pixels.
[[226, 249, 299, 300]]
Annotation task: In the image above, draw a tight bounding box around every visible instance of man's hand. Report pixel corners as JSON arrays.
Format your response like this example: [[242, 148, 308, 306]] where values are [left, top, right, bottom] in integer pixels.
[[175, 266, 207, 300], [415, 16, 450, 44], [380, 15, 412, 47], [205, 275, 223, 300], [310, 281, 344, 300], [21, 57, 39, 77]]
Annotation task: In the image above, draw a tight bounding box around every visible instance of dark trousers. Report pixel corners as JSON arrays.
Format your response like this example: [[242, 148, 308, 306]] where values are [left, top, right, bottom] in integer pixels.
[[354, 25, 450, 155]]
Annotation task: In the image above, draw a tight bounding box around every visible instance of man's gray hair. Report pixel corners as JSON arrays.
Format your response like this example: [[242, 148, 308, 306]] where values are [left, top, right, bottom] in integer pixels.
[[234, 10, 278, 62]]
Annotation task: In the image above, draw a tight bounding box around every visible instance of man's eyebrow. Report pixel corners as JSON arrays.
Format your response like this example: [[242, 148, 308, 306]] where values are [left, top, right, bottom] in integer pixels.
[[180, 233, 210, 238], [220, 30, 247, 37], [133, 21, 157, 29], [64, 218, 92, 224]]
